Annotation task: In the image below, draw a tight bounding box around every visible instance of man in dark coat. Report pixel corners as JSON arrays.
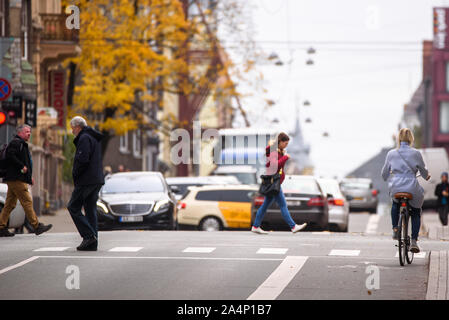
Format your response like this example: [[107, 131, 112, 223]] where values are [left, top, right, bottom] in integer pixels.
[[68, 116, 104, 251], [0, 124, 52, 237], [435, 172, 449, 226]]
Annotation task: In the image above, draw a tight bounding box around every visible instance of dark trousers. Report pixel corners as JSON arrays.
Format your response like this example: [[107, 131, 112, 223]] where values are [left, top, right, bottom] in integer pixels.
[[391, 201, 421, 240], [68, 184, 102, 240], [438, 204, 449, 226]]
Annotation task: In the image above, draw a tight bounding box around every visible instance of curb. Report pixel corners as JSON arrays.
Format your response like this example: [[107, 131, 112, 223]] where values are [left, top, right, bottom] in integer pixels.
[[426, 251, 449, 300]]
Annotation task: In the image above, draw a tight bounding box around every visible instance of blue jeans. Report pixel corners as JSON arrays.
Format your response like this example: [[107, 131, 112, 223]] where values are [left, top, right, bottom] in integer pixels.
[[391, 201, 421, 240], [253, 188, 296, 229]]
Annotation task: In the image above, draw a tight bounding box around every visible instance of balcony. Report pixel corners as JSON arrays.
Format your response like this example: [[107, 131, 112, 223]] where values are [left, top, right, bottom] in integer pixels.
[[40, 14, 79, 42]]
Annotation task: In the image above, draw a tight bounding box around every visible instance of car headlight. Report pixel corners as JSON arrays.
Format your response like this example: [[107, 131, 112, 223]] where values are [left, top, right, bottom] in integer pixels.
[[96, 200, 109, 214], [154, 199, 170, 212]]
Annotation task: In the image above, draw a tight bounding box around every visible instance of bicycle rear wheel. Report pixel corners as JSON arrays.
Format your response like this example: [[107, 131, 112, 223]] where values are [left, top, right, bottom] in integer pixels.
[[398, 211, 405, 266], [405, 210, 414, 264]]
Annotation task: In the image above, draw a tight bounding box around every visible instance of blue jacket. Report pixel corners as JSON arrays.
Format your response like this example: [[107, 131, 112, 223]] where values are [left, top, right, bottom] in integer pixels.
[[72, 127, 104, 187], [381, 142, 429, 208]]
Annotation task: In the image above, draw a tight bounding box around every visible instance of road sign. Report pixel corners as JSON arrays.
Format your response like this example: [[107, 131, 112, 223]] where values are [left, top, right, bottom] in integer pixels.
[[0, 78, 11, 101]]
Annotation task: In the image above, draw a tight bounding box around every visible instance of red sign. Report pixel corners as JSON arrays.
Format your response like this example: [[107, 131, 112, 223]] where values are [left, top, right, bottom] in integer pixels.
[[434, 7, 449, 50], [49, 70, 66, 128], [0, 78, 12, 101]]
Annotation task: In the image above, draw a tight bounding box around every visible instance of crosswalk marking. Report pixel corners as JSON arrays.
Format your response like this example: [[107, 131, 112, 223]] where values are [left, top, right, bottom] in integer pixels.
[[257, 248, 288, 255], [109, 247, 143, 252], [247, 256, 309, 300], [183, 247, 216, 253], [33, 247, 71, 252], [395, 251, 426, 259], [328, 250, 360, 257]]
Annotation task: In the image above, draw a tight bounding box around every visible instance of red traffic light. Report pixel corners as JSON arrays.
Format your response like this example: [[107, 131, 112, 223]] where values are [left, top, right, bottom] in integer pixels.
[[0, 111, 6, 125]]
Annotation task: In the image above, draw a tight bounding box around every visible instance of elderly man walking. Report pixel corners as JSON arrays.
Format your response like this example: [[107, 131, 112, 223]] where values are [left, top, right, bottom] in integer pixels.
[[68, 116, 104, 251], [0, 124, 52, 237]]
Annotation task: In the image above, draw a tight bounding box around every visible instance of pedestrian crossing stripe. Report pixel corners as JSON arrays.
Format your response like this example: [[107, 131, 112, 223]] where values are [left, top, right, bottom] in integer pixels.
[[109, 247, 143, 252], [183, 247, 216, 253], [257, 248, 288, 255], [33, 247, 71, 252], [395, 252, 426, 259], [328, 250, 360, 257]]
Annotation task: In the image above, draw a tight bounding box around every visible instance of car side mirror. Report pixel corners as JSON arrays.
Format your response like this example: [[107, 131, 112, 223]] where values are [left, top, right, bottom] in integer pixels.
[[170, 186, 180, 193]]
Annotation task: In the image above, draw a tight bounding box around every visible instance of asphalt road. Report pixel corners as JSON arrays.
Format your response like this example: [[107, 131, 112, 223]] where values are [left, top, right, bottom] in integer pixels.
[[0, 204, 446, 300]]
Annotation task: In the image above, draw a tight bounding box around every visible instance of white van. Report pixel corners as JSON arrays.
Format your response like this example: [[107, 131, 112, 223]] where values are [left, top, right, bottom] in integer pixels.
[[419, 148, 449, 209]]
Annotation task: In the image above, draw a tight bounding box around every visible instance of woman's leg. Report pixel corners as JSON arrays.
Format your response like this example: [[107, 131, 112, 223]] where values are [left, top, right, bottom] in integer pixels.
[[391, 200, 400, 230], [274, 188, 296, 229], [409, 206, 421, 240], [253, 195, 275, 228]]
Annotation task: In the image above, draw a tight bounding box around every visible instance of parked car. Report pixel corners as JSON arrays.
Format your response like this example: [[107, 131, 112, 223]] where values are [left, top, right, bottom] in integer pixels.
[[166, 176, 240, 201], [251, 175, 329, 231], [211, 165, 258, 185], [318, 178, 349, 232], [177, 185, 258, 231], [96, 172, 178, 230], [339, 178, 379, 214], [0, 183, 25, 232]]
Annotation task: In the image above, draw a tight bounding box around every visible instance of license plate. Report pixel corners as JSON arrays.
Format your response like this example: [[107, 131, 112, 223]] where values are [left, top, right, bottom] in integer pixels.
[[287, 200, 301, 206], [119, 216, 143, 222], [354, 197, 364, 201]]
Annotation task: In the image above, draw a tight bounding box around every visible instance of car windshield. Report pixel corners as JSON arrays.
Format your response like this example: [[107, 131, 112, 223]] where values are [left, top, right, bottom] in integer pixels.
[[282, 178, 320, 194], [341, 182, 370, 190], [319, 181, 342, 197], [102, 175, 165, 194]]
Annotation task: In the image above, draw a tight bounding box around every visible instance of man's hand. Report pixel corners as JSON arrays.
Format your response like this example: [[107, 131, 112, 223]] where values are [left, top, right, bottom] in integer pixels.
[[443, 190, 449, 197], [21, 166, 28, 174]]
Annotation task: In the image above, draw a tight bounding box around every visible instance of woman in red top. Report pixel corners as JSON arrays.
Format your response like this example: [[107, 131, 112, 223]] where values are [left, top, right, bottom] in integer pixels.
[[252, 132, 307, 234]]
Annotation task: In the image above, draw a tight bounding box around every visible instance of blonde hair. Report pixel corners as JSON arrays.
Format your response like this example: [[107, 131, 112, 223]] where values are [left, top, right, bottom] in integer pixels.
[[397, 128, 414, 148]]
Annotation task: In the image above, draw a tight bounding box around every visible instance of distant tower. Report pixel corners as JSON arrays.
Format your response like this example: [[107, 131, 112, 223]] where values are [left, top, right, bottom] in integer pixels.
[[286, 102, 312, 174]]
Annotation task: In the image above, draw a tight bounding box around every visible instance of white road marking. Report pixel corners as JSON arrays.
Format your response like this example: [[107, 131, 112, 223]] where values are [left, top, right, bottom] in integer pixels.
[[395, 251, 426, 258], [32, 255, 284, 261], [257, 248, 288, 255], [0, 256, 40, 276], [33, 247, 71, 252], [328, 250, 360, 257], [247, 256, 308, 300], [365, 214, 380, 234], [183, 247, 216, 253], [109, 247, 143, 252], [311, 231, 332, 235]]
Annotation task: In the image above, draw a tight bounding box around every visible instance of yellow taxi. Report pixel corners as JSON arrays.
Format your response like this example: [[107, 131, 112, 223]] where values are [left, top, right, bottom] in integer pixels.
[[177, 185, 258, 231]]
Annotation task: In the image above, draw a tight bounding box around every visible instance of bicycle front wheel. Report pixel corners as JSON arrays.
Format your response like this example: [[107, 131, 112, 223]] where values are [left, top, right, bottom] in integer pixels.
[[405, 211, 414, 264], [398, 211, 405, 266]]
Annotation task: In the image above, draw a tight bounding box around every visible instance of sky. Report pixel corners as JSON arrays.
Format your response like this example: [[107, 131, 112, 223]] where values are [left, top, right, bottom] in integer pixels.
[[224, 0, 449, 179]]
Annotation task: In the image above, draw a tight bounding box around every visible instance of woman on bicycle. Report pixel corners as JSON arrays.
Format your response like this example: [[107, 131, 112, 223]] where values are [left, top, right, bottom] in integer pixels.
[[252, 132, 307, 234], [381, 128, 431, 253]]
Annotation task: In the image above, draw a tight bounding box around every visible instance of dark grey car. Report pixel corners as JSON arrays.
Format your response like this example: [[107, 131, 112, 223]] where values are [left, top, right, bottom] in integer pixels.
[[251, 175, 329, 231], [339, 178, 379, 214], [96, 172, 178, 230]]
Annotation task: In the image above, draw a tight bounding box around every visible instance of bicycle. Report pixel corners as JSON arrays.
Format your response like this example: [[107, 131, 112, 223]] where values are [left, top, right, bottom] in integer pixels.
[[394, 192, 414, 266]]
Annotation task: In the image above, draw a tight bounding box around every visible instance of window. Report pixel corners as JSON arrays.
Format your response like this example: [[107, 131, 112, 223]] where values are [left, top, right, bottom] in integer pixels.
[[133, 130, 141, 158], [21, 0, 28, 60], [440, 101, 449, 134], [221, 190, 253, 203], [0, 0, 6, 37], [447, 62, 449, 93], [195, 190, 222, 201], [119, 131, 129, 153]]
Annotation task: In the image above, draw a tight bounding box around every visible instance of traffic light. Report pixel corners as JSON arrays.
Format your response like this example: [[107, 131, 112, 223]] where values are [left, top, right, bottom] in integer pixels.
[[0, 111, 6, 126]]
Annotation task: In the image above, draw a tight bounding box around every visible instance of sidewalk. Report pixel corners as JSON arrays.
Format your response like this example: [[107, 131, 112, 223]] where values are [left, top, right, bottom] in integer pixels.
[[422, 211, 449, 300], [37, 208, 78, 233]]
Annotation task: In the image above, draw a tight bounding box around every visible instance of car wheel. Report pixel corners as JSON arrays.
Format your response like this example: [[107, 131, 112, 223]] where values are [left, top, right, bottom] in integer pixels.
[[199, 217, 222, 231], [369, 208, 377, 214]]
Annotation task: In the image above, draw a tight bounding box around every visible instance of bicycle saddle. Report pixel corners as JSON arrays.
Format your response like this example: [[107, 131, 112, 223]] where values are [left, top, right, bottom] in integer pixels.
[[394, 192, 413, 200]]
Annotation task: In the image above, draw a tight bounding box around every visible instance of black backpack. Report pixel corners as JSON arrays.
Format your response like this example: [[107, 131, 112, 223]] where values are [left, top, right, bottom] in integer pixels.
[[0, 143, 8, 178]]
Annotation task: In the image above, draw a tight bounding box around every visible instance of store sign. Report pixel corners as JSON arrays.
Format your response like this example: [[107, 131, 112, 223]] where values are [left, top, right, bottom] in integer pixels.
[[49, 70, 66, 128], [434, 8, 449, 50]]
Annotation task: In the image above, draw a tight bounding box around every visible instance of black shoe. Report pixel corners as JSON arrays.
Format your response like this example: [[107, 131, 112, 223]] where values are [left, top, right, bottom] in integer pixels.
[[77, 237, 98, 251], [392, 228, 398, 240], [34, 223, 52, 235], [0, 228, 15, 237]]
